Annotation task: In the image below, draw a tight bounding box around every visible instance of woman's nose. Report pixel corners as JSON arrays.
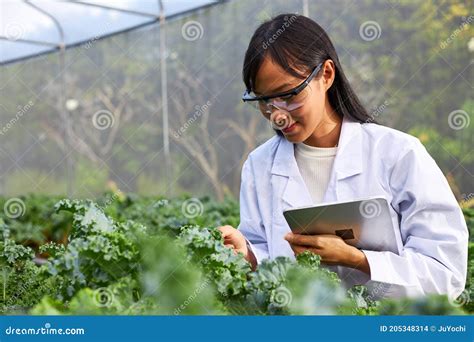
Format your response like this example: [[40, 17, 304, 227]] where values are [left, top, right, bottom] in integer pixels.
[[270, 109, 292, 130]]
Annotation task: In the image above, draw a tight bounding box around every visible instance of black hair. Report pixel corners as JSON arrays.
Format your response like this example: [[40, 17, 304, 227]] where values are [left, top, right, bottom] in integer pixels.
[[242, 14, 375, 131]]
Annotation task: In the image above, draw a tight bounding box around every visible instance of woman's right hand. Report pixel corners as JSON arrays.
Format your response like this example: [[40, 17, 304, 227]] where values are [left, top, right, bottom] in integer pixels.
[[218, 225, 257, 270]]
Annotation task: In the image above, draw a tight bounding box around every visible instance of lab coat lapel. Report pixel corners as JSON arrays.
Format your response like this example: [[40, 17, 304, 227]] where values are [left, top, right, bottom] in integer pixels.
[[271, 137, 313, 209], [270, 137, 313, 259], [324, 116, 364, 202]]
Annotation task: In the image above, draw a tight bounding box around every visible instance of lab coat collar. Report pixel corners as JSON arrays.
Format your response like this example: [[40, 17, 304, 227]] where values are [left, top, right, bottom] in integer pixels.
[[333, 116, 363, 180], [271, 116, 363, 207]]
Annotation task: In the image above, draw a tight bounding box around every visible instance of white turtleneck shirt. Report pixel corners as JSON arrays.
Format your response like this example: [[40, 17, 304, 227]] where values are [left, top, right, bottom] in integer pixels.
[[294, 143, 338, 204]]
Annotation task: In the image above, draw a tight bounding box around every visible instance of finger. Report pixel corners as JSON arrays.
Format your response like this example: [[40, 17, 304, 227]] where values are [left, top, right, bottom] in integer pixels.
[[223, 234, 238, 245], [217, 225, 232, 233], [217, 225, 234, 237], [285, 233, 321, 247], [317, 234, 344, 243], [289, 244, 313, 255]]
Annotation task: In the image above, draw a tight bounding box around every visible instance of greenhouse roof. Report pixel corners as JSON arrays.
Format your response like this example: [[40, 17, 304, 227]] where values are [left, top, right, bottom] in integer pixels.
[[0, 0, 218, 65]]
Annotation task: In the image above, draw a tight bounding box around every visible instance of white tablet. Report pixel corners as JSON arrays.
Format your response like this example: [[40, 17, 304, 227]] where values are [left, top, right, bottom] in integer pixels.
[[283, 197, 400, 254]]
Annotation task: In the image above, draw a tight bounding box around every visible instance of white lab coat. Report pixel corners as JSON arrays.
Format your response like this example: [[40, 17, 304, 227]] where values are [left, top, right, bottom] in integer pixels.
[[238, 116, 468, 299]]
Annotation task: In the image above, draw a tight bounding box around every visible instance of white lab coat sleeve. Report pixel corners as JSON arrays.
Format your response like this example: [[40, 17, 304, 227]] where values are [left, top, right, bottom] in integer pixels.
[[362, 139, 468, 299], [237, 157, 269, 264]]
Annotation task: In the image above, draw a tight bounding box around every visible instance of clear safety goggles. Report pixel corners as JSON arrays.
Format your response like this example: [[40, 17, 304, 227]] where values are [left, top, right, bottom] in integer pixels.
[[242, 62, 323, 113]]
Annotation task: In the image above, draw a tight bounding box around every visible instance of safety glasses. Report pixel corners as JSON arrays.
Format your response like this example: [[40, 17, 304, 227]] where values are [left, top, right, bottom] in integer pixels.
[[242, 62, 323, 112]]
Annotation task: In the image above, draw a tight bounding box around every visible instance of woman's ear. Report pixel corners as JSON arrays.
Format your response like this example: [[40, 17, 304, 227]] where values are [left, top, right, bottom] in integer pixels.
[[322, 59, 336, 91]]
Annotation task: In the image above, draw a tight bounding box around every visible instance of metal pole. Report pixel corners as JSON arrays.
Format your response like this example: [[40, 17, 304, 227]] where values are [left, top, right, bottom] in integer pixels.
[[25, 0, 74, 197], [159, 0, 171, 195], [303, 0, 309, 17], [0, 36, 58, 47], [58, 44, 74, 197]]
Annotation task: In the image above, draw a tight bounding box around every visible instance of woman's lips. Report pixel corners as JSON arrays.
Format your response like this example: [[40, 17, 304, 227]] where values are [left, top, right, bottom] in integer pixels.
[[282, 122, 297, 134]]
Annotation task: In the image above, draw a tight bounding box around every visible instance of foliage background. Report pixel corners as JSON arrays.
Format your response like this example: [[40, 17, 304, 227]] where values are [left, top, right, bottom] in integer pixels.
[[0, 0, 472, 201]]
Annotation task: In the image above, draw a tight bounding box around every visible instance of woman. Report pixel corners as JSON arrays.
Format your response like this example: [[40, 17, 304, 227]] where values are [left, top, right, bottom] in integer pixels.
[[219, 14, 467, 299]]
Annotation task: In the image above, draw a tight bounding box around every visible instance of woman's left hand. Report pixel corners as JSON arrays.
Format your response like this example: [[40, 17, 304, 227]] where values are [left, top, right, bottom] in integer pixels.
[[284, 233, 371, 275]]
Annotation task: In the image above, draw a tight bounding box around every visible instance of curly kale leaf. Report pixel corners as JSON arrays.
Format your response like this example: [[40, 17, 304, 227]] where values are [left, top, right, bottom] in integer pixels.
[[31, 277, 155, 315], [55, 199, 115, 238], [243, 254, 345, 315], [296, 250, 341, 284], [47, 200, 145, 300], [179, 225, 251, 297]]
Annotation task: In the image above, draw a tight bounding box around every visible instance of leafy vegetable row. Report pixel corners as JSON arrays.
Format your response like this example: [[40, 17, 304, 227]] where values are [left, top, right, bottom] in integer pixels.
[[0, 193, 471, 315]]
